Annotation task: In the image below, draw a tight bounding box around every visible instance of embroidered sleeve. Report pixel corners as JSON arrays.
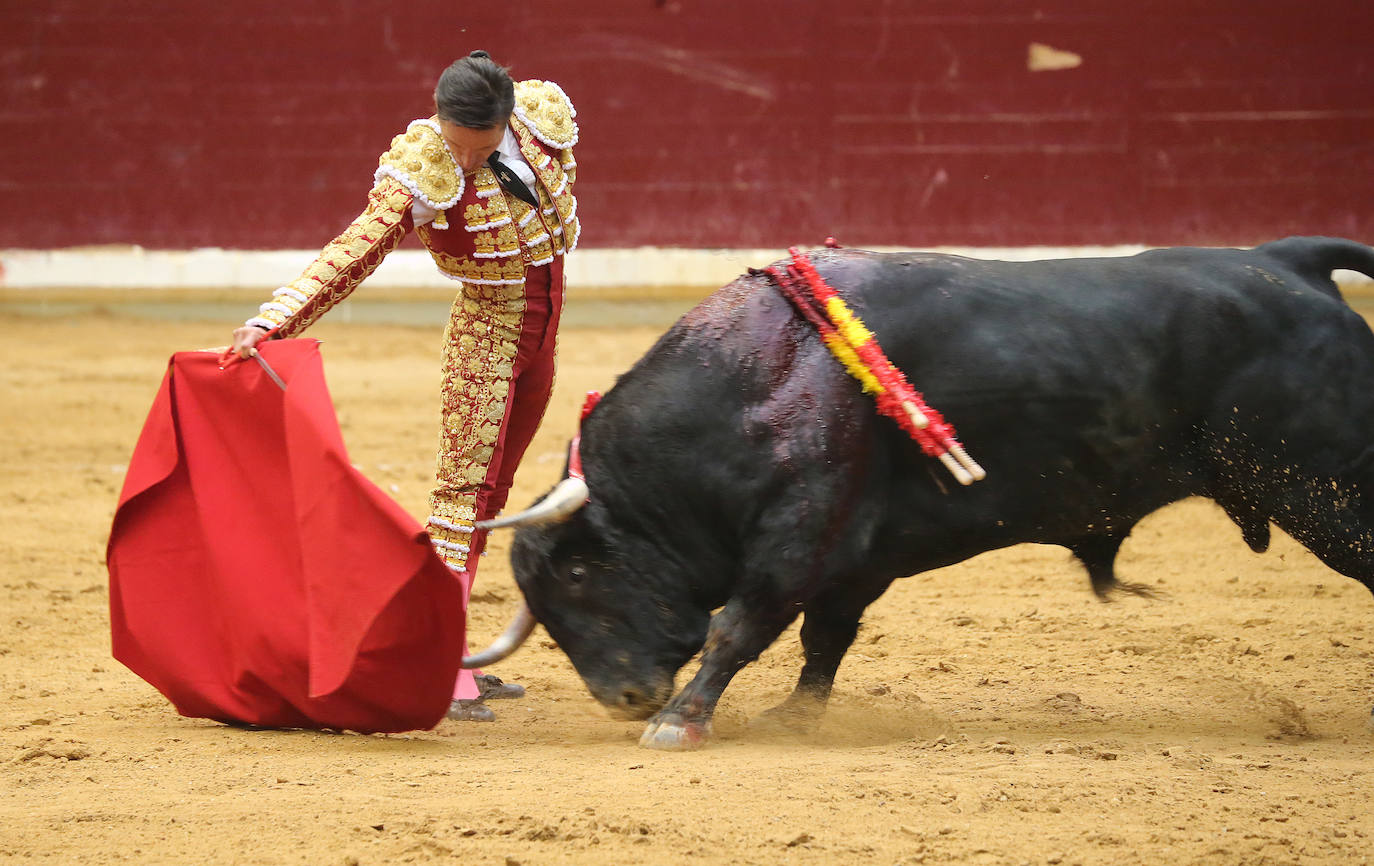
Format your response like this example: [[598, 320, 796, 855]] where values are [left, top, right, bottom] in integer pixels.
[[560, 147, 576, 187], [244, 175, 414, 338]]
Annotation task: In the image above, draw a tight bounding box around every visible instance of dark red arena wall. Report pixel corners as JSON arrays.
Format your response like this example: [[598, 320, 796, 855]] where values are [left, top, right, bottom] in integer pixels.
[[4, 0, 1372, 251]]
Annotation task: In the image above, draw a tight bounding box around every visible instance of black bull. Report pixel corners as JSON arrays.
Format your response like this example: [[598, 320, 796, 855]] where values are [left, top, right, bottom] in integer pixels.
[[475, 236, 1374, 750]]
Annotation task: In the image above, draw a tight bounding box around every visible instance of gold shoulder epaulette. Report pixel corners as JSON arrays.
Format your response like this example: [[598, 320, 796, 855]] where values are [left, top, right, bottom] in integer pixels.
[[513, 80, 579, 149], [375, 119, 463, 209]]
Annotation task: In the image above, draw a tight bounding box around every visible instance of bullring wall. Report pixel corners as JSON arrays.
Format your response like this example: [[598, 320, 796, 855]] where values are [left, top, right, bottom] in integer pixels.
[[3, 0, 1372, 254]]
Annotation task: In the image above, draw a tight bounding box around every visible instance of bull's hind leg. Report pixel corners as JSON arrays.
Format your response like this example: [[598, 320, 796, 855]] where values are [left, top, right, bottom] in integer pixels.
[[1266, 481, 1374, 593], [1265, 482, 1374, 723], [753, 579, 891, 733]]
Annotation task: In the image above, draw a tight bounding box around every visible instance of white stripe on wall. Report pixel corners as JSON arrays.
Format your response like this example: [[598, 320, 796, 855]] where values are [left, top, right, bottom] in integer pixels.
[[2, 246, 1370, 292]]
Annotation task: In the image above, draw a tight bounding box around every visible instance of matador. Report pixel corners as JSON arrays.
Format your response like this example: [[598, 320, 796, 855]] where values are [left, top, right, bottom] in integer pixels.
[[230, 52, 579, 720]]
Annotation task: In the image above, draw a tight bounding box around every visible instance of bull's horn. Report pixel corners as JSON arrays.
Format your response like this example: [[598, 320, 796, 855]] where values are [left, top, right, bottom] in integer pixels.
[[461, 604, 537, 669], [476, 476, 589, 530]]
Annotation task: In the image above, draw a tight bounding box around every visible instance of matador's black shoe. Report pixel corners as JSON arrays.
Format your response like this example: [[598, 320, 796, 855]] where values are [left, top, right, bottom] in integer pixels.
[[475, 674, 526, 700], [446, 699, 495, 722]]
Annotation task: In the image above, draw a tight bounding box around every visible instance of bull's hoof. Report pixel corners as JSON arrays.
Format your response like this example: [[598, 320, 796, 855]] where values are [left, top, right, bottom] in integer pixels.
[[638, 713, 712, 750]]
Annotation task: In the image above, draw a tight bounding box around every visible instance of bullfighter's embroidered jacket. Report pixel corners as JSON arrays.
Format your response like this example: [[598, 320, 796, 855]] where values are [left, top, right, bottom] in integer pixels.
[[244, 79, 580, 337]]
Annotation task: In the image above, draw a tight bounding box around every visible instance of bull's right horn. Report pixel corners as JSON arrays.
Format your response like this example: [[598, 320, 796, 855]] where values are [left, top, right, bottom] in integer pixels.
[[461, 604, 537, 668], [476, 476, 589, 530]]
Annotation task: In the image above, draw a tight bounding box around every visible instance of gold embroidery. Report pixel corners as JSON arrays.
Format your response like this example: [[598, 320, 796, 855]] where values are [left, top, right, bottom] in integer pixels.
[[515, 122, 560, 197], [504, 195, 535, 227], [425, 248, 528, 284], [428, 282, 528, 568], [522, 225, 556, 265], [510, 120, 576, 260], [559, 148, 576, 186], [376, 120, 462, 208], [472, 166, 503, 199], [513, 80, 578, 149], [463, 195, 508, 228], [483, 259, 517, 282], [260, 176, 414, 336], [426, 500, 476, 569], [473, 223, 521, 255], [531, 186, 565, 256]]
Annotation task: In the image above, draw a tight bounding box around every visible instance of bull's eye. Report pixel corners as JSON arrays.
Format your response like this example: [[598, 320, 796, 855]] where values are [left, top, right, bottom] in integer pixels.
[[568, 564, 588, 584]]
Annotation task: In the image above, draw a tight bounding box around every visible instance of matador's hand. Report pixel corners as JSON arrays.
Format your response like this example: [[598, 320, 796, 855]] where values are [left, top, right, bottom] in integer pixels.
[[230, 325, 271, 360]]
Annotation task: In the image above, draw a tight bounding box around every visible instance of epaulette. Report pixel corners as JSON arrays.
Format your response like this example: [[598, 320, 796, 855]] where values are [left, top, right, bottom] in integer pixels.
[[512, 80, 579, 149], [375, 119, 464, 210]]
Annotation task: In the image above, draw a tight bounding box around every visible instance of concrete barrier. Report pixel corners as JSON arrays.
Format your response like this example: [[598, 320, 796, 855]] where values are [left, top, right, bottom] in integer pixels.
[[3, 245, 1371, 296]]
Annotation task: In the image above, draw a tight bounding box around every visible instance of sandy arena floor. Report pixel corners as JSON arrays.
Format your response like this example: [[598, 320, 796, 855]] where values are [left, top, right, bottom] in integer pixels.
[[1, 310, 1372, 865]]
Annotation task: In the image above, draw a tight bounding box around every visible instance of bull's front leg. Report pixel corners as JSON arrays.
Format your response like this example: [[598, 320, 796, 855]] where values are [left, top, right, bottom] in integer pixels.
[[638, 597, 800, 750], [751, 604, 862, 732], [750, 577, 891, 733]]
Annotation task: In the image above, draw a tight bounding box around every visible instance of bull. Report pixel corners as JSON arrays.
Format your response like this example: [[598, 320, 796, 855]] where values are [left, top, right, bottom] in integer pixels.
[[465, 236, 1374, 750]]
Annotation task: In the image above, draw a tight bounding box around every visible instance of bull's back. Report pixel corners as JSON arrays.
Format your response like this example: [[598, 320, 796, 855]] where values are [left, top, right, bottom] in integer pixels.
[[832, 247, 1371, 530], [621, 240, 1374, 501], [584, 241, 1374, 607]]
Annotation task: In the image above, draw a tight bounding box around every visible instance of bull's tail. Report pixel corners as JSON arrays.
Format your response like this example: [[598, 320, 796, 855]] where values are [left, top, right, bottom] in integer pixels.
[[1257, 236, 1374, 298]]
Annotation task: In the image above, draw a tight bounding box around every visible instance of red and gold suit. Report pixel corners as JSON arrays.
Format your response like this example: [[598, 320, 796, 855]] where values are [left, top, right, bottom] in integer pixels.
[[243, 81, 579, 699]]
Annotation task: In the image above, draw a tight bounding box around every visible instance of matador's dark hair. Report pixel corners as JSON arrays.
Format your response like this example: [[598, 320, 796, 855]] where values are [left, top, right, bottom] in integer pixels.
[[434, 50, 515, 129]]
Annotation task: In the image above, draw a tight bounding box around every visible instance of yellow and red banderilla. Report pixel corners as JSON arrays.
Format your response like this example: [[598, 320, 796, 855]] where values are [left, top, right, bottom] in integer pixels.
[[764, 245, 986, 486]]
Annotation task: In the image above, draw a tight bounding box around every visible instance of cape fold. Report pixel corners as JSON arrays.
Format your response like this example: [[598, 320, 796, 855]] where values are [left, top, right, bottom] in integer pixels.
[[107, 339, 463, 733]]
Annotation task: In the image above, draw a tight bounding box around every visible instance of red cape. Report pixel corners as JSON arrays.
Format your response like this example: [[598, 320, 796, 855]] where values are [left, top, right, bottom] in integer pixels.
[[107, 340, 464, 733]]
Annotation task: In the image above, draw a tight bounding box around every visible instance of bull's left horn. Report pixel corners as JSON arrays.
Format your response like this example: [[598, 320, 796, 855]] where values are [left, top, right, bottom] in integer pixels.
[[461, 604, 537, 669], [476, 476, 589, 530]]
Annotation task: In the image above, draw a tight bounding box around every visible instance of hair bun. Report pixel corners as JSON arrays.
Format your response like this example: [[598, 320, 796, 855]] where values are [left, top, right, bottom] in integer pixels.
[[468, 49, 491, 60]]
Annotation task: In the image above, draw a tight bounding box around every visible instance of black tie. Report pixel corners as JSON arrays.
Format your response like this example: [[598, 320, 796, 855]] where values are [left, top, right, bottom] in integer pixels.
[[487, 153, 539, 207]]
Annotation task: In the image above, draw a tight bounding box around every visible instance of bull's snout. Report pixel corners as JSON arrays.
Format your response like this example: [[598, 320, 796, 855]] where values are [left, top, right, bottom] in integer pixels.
[[588, 676, 673, 720], [605, 687, 663, 721]]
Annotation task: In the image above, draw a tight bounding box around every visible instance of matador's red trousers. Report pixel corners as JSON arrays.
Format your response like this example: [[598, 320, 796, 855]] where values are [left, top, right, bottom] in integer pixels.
[[425, 259, 564, 701]]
